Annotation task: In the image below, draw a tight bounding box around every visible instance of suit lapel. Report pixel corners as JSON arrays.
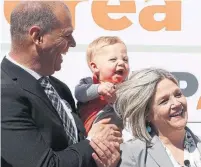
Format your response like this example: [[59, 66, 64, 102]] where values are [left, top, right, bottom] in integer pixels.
[[148, 135, 173, 167], [1, 57, 62, 121]]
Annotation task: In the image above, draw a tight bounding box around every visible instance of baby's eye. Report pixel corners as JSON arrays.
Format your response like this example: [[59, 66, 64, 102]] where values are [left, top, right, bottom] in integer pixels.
[[123, 58, 128, 62], [109, 58, 117, 62]]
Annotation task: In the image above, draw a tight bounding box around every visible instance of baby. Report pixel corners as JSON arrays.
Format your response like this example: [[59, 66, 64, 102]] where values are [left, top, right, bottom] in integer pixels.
[[75, 36, 130, 133]]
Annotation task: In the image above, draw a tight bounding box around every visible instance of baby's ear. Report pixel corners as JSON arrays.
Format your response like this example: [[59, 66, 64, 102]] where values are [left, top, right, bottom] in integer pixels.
[[90, 62, 99, 74]]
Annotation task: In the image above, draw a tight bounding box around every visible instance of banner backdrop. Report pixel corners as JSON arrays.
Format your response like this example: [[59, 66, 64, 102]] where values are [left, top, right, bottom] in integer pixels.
[[1, 0, 201, 137]]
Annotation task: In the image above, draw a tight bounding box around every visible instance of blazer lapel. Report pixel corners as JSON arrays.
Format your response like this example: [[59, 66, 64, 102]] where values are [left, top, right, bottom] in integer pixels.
[[197, 142, 201, 154], [1, 57, 61, 121], [148, 135, 173, 167]]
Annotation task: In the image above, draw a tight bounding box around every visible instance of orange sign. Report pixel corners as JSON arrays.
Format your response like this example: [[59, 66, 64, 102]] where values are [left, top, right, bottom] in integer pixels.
[[4, 0, 181, 31], [197, 97, 201, 110]]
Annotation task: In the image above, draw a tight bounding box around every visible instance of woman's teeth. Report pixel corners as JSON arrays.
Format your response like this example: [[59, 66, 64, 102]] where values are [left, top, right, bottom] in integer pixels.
[[170, 109, 183, 117]]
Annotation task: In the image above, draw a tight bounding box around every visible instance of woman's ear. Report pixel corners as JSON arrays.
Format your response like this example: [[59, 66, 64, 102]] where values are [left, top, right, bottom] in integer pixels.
[[147, 111, 153, 122], [90, 62, 99, 74]]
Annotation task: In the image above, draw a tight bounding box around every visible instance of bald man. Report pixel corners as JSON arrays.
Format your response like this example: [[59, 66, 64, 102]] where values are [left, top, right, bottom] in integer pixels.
[[1, 2, 121, 167]]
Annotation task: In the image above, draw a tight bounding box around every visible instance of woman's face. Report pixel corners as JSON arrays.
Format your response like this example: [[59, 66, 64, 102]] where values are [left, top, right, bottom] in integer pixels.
[[149, 78, 188, 134]]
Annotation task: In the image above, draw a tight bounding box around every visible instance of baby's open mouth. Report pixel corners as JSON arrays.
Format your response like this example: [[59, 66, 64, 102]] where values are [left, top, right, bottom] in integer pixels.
[[115, 69, 124, 75]]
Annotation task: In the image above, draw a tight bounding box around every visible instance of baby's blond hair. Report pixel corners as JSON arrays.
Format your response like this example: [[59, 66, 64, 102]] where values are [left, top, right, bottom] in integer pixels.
[[86, 36, 126, 69]]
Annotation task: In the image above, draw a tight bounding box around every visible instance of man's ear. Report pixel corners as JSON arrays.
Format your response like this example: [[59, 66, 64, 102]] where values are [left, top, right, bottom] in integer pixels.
[[90, 62, 99, 74], [29, 26, 43, 45]]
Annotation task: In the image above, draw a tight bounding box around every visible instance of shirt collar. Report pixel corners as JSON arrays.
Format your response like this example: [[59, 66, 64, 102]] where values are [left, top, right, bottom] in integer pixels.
[[6, 54, 42, 80]]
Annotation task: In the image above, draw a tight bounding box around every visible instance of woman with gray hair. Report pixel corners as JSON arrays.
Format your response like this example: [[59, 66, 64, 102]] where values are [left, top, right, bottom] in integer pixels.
[[115, 68, 201, 167]]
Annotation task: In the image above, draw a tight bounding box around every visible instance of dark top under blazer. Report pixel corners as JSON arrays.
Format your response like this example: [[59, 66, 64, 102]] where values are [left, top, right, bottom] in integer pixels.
[[1, 57, 96, 167]]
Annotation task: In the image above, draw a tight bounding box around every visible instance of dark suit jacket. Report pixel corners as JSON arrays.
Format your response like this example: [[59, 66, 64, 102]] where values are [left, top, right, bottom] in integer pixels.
[[1, 57, 96, 167]]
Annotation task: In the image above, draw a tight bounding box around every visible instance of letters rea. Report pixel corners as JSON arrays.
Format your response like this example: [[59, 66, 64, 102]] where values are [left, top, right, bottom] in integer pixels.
[[4, 0, 181, 31]]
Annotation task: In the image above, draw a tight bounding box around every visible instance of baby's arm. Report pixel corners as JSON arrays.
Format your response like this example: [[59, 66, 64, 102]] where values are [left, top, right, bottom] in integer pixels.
[[75, 77, 100, 103]]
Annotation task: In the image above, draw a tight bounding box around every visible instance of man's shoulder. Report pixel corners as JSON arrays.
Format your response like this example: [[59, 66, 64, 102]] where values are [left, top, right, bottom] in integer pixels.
[[1, 68, 18, 90], [1, 59, 11, 82]]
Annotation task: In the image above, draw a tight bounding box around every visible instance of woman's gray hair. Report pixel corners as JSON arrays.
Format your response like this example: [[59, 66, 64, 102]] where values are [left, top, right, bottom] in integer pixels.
[[114, 68, 178, 142]]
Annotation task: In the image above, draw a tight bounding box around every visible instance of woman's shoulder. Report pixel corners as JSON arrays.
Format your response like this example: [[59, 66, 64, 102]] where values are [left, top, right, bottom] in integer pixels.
[[120, 138, 146, 154], [122, 138, 145, 146], [120, 139, 147, 166]]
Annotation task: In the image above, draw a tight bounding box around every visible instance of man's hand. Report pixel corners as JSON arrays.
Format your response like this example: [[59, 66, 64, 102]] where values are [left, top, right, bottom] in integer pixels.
[[90, 138, 120, 167], [88, 118, 123, 144], [88, 118, 122, 167]]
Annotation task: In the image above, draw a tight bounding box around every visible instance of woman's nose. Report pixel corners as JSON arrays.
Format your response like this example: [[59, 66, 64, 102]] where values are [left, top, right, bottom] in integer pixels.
[[170, 97, 182, 108]]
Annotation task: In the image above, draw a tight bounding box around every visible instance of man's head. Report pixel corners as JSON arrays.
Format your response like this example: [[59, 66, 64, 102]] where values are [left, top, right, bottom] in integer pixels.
[[10, 1, 76, 76], [86, 36, 129, 84]]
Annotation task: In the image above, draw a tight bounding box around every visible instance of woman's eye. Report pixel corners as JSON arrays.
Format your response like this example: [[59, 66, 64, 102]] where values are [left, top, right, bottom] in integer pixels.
[[175, 92, 182, 98], [160, 99, 168, 105]]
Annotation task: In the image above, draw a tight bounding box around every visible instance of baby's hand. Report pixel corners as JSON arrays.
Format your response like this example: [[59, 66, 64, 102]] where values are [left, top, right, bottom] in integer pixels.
[[98, 82, 116, 96], [98, 82, 116, 103]]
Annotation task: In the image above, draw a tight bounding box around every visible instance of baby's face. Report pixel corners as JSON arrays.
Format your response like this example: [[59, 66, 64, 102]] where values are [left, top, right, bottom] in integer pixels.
[[92, 43, 129, 83]]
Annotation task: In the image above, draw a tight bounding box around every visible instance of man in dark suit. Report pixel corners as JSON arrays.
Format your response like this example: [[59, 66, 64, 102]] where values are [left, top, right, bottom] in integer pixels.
[[1, 1, 122, 167]]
